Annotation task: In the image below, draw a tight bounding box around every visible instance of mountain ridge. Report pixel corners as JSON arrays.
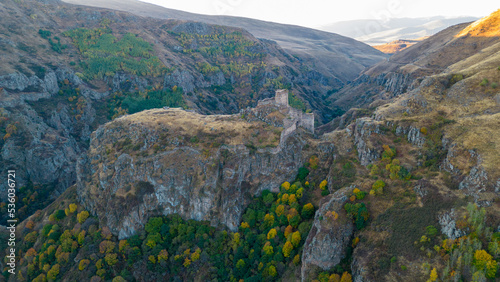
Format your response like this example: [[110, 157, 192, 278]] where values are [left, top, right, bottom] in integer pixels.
[[61, 0, 388, 84]]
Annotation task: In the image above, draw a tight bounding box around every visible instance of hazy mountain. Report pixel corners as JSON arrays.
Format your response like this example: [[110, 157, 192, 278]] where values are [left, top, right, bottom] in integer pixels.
[[62, 0, 388, 84], [318, 16, 479, 45]]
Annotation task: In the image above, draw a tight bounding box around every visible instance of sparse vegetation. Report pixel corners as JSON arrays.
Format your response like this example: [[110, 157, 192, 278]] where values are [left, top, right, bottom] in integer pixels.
[[479, 78, 489, 87], [64, 28, 166, 80]]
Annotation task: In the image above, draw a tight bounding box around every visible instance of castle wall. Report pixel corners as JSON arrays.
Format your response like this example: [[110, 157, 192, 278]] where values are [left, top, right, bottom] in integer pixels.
[[257, 98, 275, 107], [280, 121, 297, 146], [288, 107, 315, 134], [299, 113, 315, 133]]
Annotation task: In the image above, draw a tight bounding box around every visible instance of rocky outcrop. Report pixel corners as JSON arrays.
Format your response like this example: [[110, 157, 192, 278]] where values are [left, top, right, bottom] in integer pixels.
[[349, 118, 382, 166], [394, 125, 426, 147], [301, 187, 354, 281], [438, 209, 465, 240], [0, 104, 84, 197], [77, 108, 307, 239]]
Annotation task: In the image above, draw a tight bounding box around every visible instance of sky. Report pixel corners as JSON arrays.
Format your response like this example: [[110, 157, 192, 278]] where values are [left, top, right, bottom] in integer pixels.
[[140, 0, 499, 28]]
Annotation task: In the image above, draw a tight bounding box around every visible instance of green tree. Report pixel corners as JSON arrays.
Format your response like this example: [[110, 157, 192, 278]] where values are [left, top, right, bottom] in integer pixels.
[[302, 203, 315, 218]]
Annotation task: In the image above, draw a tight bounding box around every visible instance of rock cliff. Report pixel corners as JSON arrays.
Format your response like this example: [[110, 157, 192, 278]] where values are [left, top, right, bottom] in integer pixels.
[[77, 108, 310, 238], [301, 187, 355, 281]]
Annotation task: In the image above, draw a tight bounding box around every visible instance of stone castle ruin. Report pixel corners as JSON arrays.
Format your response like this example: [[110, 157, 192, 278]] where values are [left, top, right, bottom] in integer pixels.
[[243, 89, 314, 147]]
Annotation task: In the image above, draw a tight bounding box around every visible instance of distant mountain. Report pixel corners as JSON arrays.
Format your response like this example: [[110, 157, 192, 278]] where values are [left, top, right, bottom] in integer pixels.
[[318, 16, 479, 45], [372, 38, 426, 54], [62, 0, 387, 85]]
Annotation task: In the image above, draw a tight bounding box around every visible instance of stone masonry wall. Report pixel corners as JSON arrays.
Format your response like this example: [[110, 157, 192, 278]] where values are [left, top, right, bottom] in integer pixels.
[[275, 89, 289, 107]]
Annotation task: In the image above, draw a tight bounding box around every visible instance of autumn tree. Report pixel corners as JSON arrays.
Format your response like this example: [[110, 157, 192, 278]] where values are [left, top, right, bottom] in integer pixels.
[[276, 205, 285, 217], [319, 180, 328, 190], [291, 231, 301, 247], [283, 241, 294, 257], [79, 259, 90, 271], [47, 264, 60, 280], [371, 180, 385, 195], [267, 228, 277, 240], [105, 253, 118, 266], [340, 272, 352, 282], [428, 268, 437, 282], [77, 211, 89, 224]]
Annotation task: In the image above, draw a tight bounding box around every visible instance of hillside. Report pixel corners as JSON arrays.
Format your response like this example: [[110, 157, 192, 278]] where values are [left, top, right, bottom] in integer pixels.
[[61, 0, 388, 85], [1, 2, 500, 282], [324, 10, 500, 117], [372, 38, 425, 54], [0, 0, 369, 215]]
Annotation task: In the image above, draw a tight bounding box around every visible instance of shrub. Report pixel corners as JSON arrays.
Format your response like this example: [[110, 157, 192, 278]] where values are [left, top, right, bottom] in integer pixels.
[[371, 180, 385, 195], [344, 202, 369, 229], [420, 127, 428, 135], [449, 73, 463, 86], [296, 167, 310, 181], [53, 209, 66, 220], [480, 78, 489, 86], [491, 82, 498, 89]]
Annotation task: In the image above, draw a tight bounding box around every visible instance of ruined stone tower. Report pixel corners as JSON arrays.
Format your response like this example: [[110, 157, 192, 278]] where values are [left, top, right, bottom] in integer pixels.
[[275, 89, 289, 107]]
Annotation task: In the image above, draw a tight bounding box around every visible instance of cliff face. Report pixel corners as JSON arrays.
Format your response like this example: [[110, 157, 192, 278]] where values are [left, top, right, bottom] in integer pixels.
[[77, 108, 309, 238], [0, 69, 94, 197], [301, 187, 354, 281]]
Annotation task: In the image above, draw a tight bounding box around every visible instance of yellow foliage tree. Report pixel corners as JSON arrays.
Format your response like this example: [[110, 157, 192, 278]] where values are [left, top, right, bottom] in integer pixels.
[[283, 241, 294, 257], [69, 203, 77, 213], [291, 231, 301, 247], [352, 237, 360, 247], [329, 273, 341, 282], [77, 211, 89, 224], [104, 253, 118, 266], [158, 249, 169, 262], [281, 181, 290, 191], [191, 249, 201, 262], [319, 180, 328, 190], [119, 240, 128, 253], [293, 254, 300, 265], [281, 193, 289, 204], [263, 241, 274, 255], [428, 268, 438, 282], [340, 272, 352, 282], [78, 259, 90, 271], [267, 228, 277, 240], [276, 205, 285, 217]]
